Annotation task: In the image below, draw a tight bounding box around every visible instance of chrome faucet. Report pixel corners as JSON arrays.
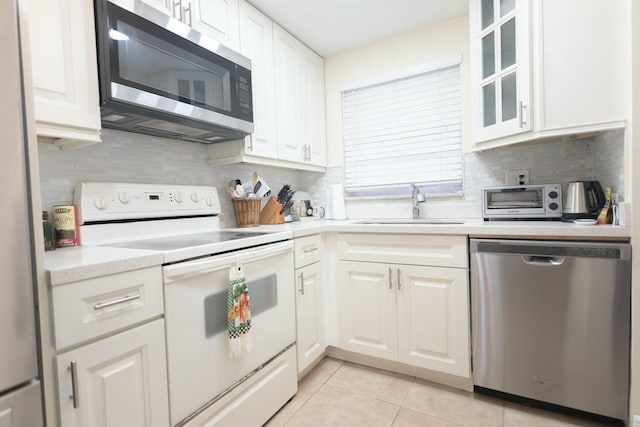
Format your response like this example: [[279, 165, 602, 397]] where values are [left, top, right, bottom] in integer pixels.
[[411, 183, 425, 219]]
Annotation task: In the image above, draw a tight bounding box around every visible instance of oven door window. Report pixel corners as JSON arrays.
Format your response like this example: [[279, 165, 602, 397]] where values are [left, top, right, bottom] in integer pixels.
[[203, 274, 278, 338], [487, 188, 543, 210], [106, 3, 239, 117]]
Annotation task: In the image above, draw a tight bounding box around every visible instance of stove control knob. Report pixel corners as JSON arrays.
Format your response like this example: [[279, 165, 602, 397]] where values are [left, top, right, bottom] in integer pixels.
[[191, 192, 200, 203], [174, 192, 183, 203], [94, 195, 109, 210], [118, 192, 130, 204], [206, 196, 214, 206]]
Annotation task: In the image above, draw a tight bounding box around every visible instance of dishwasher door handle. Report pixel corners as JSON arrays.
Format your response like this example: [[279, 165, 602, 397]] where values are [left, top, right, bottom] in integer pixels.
[[522, 255, 565, 266]]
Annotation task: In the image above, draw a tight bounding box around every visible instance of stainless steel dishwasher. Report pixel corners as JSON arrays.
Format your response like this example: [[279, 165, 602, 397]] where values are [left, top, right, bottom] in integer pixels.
[[470, 239, 631, 422]]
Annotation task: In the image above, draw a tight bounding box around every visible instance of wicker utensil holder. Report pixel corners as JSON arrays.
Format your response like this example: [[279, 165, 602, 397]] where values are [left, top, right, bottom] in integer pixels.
[[231, 198, 261, 227]]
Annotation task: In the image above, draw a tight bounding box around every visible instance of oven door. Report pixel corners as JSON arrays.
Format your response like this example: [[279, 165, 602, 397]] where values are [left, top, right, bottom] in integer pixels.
[[163, 241, 295, 426]]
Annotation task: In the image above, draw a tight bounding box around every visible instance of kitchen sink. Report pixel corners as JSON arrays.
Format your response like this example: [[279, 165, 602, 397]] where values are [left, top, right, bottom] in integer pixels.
[[354, 219, 466, 225]]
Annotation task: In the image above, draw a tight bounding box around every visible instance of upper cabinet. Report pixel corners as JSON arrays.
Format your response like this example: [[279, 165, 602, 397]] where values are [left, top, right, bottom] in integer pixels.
[[190, 0, 240, 51], [208, 7, 327, 171], [274, 24, 327, 168], [470, 0, 531, 143], [25, 0, 102, 149], [238, 0, 277, 158], [157, 0, 240, 50], [469, 0, 628, 150]]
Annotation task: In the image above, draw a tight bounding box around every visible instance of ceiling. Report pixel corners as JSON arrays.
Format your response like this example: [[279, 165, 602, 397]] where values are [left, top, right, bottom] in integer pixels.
[[248, 0, 469, 57]]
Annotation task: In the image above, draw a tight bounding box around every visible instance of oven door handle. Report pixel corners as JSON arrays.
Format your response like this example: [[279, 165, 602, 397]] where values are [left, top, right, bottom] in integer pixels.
[[164, 241, 294, 282]]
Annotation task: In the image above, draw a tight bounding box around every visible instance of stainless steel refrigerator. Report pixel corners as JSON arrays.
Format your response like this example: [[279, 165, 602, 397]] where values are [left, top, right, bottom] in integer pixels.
[[0, 0, 44, 425]]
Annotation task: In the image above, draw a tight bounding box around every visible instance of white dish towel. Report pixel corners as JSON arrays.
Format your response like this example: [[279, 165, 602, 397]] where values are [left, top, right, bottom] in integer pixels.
[[227, 261, 252, 358]]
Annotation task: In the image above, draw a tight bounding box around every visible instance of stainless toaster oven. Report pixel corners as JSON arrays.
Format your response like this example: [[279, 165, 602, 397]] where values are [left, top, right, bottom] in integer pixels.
[[482, 184, 562, 220]]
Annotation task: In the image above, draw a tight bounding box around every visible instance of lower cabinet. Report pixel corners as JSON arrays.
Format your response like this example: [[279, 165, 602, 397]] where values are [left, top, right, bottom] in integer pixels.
[[294, 234, 325, 373], [338, 240, 470, 378], [54, 319, 170, 427], [295, 261, 324, 372]]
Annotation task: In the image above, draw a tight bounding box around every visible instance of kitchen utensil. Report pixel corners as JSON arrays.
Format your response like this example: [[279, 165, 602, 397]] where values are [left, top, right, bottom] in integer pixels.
[[276, 184, 290, 204], [279, 200, 293, 215], [562, 181, 605, 220]]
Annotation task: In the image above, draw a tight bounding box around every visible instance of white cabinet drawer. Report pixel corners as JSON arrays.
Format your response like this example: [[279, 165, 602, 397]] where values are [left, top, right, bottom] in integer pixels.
[[337, 234, 468, 269], [294, 234, 323, 268], [51, 267, 164, 350]]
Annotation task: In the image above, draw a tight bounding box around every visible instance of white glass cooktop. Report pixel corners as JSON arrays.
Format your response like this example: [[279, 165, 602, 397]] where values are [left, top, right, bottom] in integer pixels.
[[109, 231, 272, 251], [103, 229, 291, 263]]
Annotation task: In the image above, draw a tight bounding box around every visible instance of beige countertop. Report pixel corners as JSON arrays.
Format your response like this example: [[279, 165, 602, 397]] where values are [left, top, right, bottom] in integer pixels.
[[44, 218, 631, 285]]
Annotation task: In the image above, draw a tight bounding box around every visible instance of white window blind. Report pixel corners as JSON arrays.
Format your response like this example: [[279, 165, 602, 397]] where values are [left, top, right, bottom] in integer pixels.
[[342, 59, 463, 197]]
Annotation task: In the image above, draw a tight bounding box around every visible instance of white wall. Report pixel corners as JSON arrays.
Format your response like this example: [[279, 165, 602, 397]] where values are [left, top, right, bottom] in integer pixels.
[[323, 14, 471, 167]]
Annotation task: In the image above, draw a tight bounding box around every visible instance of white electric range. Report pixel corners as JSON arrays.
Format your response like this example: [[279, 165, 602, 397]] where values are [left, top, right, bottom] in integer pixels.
[[76, 182, 298, 427]]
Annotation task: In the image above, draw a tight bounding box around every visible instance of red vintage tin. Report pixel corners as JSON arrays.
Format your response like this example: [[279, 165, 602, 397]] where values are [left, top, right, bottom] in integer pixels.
[[53, 205, 79, 247]]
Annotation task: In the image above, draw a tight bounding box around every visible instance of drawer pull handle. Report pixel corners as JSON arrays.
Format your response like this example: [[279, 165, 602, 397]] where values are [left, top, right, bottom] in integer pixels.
[[93, 294, 140, 310], [70, 360, 79, 409], [303, 247, 318, 254]]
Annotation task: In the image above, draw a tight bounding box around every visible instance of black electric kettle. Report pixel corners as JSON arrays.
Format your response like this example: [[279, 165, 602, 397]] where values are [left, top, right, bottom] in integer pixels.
[[562, 180, 606, 220]]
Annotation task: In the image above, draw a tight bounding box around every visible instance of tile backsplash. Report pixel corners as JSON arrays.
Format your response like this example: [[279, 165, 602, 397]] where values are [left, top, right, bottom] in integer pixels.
[[38, 128, 626, 223], [37, 129, 300, 227], [299, 129, 626, 219]]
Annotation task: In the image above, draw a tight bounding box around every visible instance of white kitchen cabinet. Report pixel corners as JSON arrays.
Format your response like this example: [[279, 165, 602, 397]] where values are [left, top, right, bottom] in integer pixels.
[[469, 0, 531, 144], [339, 261, 398, 361], [151, 0, 239, 50], [140, 0, 171, 13], [274, 24, 327, 168], [207, 0, 278, 167], [238, 0, 277, 159], [294, 235, 325, 373], [296, 261, 325, 373], [55, 319, 170, 427], [337, 234, 470, 378], [470, 0, 628, 150], [46, 266, 170, 427], [208, 12, 326, 172], [190, 0, 240, 51], [25, 0, 101, 148]]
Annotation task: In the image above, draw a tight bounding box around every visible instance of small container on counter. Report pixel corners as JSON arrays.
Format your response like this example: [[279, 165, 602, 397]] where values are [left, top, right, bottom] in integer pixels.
[[42, 211, 56, 251], [53, 205, 79, 247]]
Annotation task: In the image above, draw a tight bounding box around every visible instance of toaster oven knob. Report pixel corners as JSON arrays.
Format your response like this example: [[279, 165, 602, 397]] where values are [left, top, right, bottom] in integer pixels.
[[549, 191, 558, 199], [549, 202, 559, 211], [174, 193, 183, 203], [190, 192, 200, 203]]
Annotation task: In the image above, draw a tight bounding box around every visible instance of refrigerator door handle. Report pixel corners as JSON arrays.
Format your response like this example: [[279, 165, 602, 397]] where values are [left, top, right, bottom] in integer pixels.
[[69, 360, 79, 409]]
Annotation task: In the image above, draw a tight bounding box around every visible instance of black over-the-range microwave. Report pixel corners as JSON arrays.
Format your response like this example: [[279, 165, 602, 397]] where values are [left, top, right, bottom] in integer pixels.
[[94, 0, 254, 143]]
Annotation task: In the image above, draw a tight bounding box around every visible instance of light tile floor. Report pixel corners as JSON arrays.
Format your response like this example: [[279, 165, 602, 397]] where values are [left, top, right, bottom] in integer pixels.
[[265, 357, 617, 427]]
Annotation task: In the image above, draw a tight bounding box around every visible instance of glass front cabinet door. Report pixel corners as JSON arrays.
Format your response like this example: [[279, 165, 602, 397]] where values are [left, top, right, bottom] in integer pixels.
[[470, 0, 531, 145]]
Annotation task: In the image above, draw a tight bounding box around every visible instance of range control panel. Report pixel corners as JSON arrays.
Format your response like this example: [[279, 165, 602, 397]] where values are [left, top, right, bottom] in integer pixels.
[[75, 182, 221, 224]]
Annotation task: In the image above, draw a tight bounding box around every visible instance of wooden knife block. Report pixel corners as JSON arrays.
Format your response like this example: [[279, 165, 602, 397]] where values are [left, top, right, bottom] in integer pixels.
[[259, 197, 285, 224]]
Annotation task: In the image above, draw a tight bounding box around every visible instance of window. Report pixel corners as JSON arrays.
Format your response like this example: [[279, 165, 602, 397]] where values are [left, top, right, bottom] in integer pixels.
[[342, 57, 463, 197]]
